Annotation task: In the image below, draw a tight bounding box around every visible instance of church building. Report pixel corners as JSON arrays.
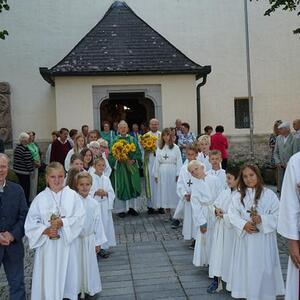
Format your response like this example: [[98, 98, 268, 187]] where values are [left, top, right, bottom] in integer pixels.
[[0, 0, 299, 162]]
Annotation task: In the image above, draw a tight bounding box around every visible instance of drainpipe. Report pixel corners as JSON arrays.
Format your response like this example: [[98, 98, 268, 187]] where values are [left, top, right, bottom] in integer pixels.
[[196, 75, 207, 135]]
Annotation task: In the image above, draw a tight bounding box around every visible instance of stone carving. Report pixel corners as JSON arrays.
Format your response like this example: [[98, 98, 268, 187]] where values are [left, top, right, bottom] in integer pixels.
[[0, 82, 12, 145]]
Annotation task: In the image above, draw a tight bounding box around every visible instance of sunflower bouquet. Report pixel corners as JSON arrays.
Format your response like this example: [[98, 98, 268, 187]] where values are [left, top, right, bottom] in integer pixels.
[[139, 132, 158, 153], [111, 139, 136, 162]]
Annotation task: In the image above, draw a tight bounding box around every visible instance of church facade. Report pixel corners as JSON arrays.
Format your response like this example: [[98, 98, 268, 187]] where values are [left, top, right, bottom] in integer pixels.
[[0, 0, 299, 161]]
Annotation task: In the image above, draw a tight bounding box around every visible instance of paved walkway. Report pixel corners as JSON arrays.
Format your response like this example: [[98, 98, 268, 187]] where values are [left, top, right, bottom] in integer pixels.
[[0, 212, 289, 299]]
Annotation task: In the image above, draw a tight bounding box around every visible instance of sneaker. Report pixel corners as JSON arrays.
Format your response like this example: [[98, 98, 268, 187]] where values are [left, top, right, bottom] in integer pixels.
[[207, 280, 218, 294], [147, 207, 155, 215], [171, 219, 180, 229], [117, 212, 126, 218], [189, 240, 195, 250], [128, 208, 139, 216], [158, 208, 165, 214], [98, 249, 110, 259]]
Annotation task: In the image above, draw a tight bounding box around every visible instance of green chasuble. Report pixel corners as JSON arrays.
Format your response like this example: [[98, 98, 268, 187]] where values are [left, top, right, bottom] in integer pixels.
[[109, 135, 142, 200]]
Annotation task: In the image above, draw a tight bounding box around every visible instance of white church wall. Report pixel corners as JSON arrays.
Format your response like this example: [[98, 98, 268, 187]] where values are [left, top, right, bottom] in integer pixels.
[[0, 0, 299, 143], [55, 75, 197, 133]]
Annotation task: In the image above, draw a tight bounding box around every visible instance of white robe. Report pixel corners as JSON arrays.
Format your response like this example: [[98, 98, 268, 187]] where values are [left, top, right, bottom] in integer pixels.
[[193, 174, 223, 267], [206, 168, 227, 190], [197, 152, 212, 172], [146, 130, 161, 208], [208, 188, 237, 281], [153, 144, 182, 209], [90, 173, 116, 249], [227, 188, 285, 300], [175, 164, 196, 240], [64, 148, 75, 171], [79, 195, 107, 296], [277, 152, 300, 300], [25, 186, 85, 300]]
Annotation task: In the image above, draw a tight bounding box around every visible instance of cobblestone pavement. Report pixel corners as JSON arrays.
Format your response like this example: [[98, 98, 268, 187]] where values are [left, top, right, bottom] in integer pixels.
[[0, 211, 288, 300]]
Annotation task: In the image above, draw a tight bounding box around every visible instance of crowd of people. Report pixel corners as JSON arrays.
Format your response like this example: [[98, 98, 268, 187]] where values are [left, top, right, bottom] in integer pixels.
[[0, 117, 300, 299]]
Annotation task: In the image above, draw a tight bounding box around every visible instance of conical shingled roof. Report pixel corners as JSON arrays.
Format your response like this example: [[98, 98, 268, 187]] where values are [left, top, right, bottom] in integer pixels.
[[40, 1, 211, 85]]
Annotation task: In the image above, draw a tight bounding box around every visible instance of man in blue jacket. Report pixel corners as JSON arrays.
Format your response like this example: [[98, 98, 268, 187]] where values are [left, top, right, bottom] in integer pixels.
[[0, 153, 28, 300]]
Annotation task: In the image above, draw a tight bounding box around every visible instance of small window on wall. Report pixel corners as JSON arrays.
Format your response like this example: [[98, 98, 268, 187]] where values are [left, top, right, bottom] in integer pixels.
[[234, 98, 250, 129]]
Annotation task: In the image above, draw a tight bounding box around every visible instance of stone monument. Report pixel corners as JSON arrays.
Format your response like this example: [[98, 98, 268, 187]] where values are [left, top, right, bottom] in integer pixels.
[[0, 82, 12, 145]]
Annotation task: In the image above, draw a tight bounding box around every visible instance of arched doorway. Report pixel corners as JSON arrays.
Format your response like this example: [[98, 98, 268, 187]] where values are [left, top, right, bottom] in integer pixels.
[[99, 92, 155, 130]]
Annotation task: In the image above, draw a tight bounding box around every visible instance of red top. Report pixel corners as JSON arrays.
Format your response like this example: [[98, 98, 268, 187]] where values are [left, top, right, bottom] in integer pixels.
[[210, 132, 228, 159], [50, 139, 72, 166]]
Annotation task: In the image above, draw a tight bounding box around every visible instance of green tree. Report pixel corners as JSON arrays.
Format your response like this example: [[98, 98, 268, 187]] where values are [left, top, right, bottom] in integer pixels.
[[252, 0, 300, 34], [0, 0, 9, 40]]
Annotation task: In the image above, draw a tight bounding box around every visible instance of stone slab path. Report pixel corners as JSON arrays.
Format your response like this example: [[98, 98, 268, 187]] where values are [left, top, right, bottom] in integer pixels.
[[0, 211, 289, 299]]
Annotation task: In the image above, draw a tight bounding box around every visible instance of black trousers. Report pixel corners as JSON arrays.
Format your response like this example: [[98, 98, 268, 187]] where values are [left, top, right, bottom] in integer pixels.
[[221, 158, 228, 171], [15, 173, 30, 206], [0, 249, 26, 300]]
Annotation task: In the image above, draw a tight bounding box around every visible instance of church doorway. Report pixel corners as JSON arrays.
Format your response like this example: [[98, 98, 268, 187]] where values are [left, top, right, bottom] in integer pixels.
[[99, 92, 155, 130]]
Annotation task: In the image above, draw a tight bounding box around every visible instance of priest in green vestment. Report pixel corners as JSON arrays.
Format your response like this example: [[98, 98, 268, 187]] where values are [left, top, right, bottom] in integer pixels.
[[109, 120, 142, 217]]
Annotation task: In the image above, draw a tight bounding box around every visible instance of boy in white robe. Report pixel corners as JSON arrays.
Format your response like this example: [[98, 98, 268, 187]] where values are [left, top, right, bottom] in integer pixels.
[[278, 152, 300, 300], [207, 166, 239, 293], [227, 164, 284, 300], [25, 162, 85, 300], [90, 157, 116, 258], [188, 160, 214, 267], [206, 150, 227, 189], [196, 135, 212, 172], [172, 145, 198, 245], [76, 172, 107, 298]]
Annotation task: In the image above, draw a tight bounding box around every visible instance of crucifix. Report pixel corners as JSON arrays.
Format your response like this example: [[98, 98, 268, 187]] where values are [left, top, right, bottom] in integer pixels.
[[163, 154, 169, 160], [187, 179, 193, 187]]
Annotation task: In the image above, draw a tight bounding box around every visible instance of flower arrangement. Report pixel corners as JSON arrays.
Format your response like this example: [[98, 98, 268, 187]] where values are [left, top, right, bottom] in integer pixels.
[[139, 133, 158, 153], [111, 139, 136, 161]]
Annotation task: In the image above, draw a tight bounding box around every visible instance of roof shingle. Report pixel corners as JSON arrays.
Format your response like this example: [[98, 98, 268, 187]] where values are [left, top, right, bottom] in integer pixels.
[[40, 1, 211, 85]]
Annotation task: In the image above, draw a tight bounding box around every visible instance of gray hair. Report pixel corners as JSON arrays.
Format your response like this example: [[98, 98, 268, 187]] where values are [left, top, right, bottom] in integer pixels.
[[118, 120, 128, 128], [0, 153, 9, 165], [19, 132, 30, 143], [88, 141, 100, 149]]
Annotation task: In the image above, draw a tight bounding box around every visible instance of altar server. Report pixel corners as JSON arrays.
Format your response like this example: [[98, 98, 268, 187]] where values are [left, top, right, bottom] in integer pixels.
[[25, 162, 85, 300], [227, 164, 284, 300], [278, 152, 300, 300], [91, 157, 116, 258], [76, 172, 107, 298]]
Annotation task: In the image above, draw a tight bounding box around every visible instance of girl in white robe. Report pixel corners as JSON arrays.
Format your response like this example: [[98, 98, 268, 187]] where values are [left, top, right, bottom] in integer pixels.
[[25, 162, 85, 300], [76, 172, 107, 298], [90, 157, 116, 255], [153, 128, 182, 215], [207, 166, 239, 293], [64, 134, 86, 171], [196, 135, 212, 172], [277, 152, 300, 300], [227, 164, 285, 300]]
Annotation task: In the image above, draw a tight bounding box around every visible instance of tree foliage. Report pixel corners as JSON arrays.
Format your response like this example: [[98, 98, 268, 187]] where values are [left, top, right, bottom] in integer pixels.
[[0, 0, 9, 40], [252, 0, 300, 34]]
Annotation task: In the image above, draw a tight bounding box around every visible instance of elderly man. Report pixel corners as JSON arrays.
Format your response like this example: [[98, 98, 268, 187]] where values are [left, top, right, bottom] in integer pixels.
[[274, 122, 300, 193], [293, 119, 300, 139], [0, 154, 28, 299], [145, 119, 161, 214]]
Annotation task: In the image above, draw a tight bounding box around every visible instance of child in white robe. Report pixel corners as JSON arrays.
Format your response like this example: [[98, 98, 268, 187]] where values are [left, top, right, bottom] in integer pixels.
[[227, 163, 285, 300], [277, 152, 300, 300], [206, 150, 227, 189], [25, 162, 85, 300], [196, 135, 212, 172], [207, 166, 239, 293], [153, 128, 182, 218], [90, 157, 116, 258], [173, 145, 198, 244], [76, 172, 107, 298], [187, 160, 214, 266]]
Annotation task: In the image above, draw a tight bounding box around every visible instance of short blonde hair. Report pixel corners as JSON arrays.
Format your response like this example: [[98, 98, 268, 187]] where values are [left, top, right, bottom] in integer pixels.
[[197, 134, 210, 145], [187, 160, 205, 173], [76, 171, 93, 188]]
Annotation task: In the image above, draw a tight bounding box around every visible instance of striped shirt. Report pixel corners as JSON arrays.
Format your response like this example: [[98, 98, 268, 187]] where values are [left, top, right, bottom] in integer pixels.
[[13, 144, 34, 174]]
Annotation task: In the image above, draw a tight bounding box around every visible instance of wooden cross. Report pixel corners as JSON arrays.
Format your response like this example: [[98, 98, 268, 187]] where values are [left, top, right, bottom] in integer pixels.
[[187, 179, 193, 187], [163, 154, 169, 160]]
